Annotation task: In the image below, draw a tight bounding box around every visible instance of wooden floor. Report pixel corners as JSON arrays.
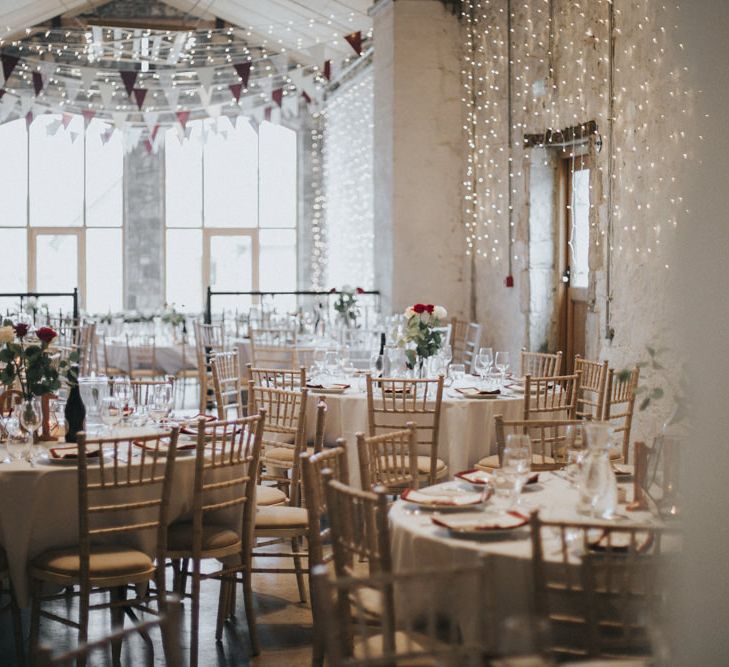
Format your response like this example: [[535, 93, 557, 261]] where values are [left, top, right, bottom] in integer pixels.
[[1, 553, 314, 666]]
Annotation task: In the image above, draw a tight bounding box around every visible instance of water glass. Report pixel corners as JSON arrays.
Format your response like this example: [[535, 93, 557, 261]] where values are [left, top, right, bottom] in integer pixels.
[[113, 377, 135, 421], [448, 363, 466, 386], [501, 434, 532, 507], [149, 384, 174, 426], [564, 424, 586, 480], [324, 351, 339, 379], [100, 396, 123, 433], [313, 349, 327, 379], [440, 344, 453, 367], [495, 351, 511, 387], [2, 416, 27, 463], [474, 354, 491, 385]]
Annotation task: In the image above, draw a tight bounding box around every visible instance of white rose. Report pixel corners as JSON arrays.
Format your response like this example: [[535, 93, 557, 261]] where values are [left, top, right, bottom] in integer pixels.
[[420, 311, 431, 325], [404, 306, 416, 319], [434, 306, 447, 321], [0, 326, 14, 344]]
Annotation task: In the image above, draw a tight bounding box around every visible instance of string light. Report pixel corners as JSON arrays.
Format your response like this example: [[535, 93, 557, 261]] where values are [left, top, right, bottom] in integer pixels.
[[310, 116, 326, 290]]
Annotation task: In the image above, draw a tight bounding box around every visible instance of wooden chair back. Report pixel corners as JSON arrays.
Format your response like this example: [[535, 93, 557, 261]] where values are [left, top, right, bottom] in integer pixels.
[[0, 389, 23, 417], [249, 327, 297, 346], [523, 372, 581, 420], [77, 322, 97, 375], [76, 427, 179, 587], [521, 350, 563, 377], [193, 321, 226, 412], [301, 445, 350, 570], [495, 416, 583, 469], [125, 334, 161, 375], [604, 367, 640, 462], [530, 512, 677, 660], [365, 374, 444, 485], [357, 424, 418, 492], [451, 319, 482, 372], [249, 336, 299, 369], [189, 413, 265, 558], [246, 363, 306, 390], [211, 350, 244, 420], [110, 377, 175, 408], [574, 356, 608, 420]]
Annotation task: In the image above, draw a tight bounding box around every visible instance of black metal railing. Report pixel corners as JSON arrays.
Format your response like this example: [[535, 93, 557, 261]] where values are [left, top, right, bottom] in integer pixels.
[[0, 288, 80, 324], [204, 288, 381, 324]]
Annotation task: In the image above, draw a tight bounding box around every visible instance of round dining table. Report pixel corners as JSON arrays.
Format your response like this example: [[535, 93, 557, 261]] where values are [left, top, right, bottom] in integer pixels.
[[105, 340, 191, 375], [303, 385, 525, 487]]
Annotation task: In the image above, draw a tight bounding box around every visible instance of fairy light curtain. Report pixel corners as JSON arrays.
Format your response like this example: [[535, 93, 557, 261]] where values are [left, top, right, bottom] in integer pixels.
[[321, 67, 374, 290]]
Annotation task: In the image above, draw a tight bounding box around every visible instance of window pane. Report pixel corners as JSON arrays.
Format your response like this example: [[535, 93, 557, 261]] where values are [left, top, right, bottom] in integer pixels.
[[29, 114, 84, 227], [35, 233, 78, 293], [203, 120, 258, 228], [166, 229, 202, 312], [259, 122, 296, 228], [0, 229, 27, 294], [165, 121, 203, 228], [0, 119, 27, 226], [86, 119, 122, 227], [569, 169, 590, 288], [260, 229, 296, 311], [86, 228, 122, 313], [209, 234, 253, 311]]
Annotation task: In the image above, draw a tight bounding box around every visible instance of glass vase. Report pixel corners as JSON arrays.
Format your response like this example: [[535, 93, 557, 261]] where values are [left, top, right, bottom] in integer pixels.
[[15, 397, 42, 442]]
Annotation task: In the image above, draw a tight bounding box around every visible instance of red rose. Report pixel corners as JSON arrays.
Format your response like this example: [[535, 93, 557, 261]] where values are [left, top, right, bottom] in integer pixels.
[[329, 287, 337, 294], [356, 287, 365, 294], [413, 304, 426, 314], [36, 326, 57, 344], [425, 305, 435, 313], [13, 323, 29, 339]]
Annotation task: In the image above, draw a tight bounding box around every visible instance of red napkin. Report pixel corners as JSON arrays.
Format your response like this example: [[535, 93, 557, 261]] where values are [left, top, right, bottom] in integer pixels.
[[180, 414, 217, 435], [306, 383, 350, 390], [455, 387, 501, 397], [49, 446, 101, 460]]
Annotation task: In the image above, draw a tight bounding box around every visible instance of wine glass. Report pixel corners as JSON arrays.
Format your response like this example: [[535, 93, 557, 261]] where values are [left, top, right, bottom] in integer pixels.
[[478, 347, 493, 369], [324, 351, 339, 381], [387, 346, 407, 376], [564, 424, 586, 481], [440, 344, 453, 368], [149, 384, 174, 427], [474, 354, 491, 386], [113, 377, 135, 421], [312, 349, 327, 381], [501, 434, 532, 508], [494, 351, 511, 387], [100, 396, 123, 434], [448, 363, 466, 387], [4, 415, 30, 463]]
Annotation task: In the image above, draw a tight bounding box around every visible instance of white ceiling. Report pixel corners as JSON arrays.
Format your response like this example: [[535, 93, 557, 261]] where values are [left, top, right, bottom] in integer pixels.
[[0, 1, 373, 56]]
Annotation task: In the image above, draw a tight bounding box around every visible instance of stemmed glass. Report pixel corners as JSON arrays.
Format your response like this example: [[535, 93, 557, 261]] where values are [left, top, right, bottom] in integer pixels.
[[494, 351, 511, 388], [113, 377, 135, 424], [312, 349, 327, 382], [475, 347, 493, 387], [2, 415, 29, 463], [100, 396, 123, 434], [324, 351, 339, 381], [501, 434, 532, 508], [149, 384, 174, 427], [447, 363, 466, 387], [564, 424, 586, 482]]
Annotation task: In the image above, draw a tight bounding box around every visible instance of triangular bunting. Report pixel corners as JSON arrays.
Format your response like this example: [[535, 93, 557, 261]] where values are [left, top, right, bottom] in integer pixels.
[[98, 81, 115, 107], [207, 103, 222, 119], [344, 31, 363, 55], [70, 130, 80, 143], [198, 86, 212, 107], [24, 111, 33, 128], [112, 112, 127, 130], [229, 83, 243, 103], [81, 109, 95, 128], [233, 62, 251, 88], [80, 68, 96, 91], [164, 86, 179, 109], [158, 70, 173, 92], [323, 60, 331, 81], [272, 88, 284, 107], [101, 127, 115, 145], [301, 90, 312, 105], [132, 88, 147, 110], [176, 110, 190, 129], [264, 107, 272, 123], [143, 111, 159, 133], [62, 112, 74, 129], [1, 55, 19, 83], [17, 94, 34, 118], [32, 72, 44, 96], [197, 67, 215, 91], [282, 94, 298, 118], [63, 77, 81, 101], [120, 70, 138, 97], [270, 54, 288, 75]]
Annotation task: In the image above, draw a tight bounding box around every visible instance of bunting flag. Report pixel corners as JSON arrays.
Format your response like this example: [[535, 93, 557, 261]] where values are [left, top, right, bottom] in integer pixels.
[[198, 86, 212, 107], [32, 72, 44, 96], [176, 110, 190, 129], [112, 111, 127, 130], [143, 111, 159, 133], [132, 88, 147, 110], [270, 54, 288, 75], [46, 117, 62, 136], [25, 111, 34, 128], [233, 62, 251, 88], [158, 69, 173, 92], [80, 68, 96, 91], [282, 93, 298, 118], [101, 127, 115, 145], [344, 31, 363, 55], [62, 112, 74, 129], [264, 107, 272, 122], [301, 90, 312, 105], [272, 88, 284, 107], [120, 70, 138, 97], [1, 55, 19, 83], [197, 67, 215, 93], [98, 81, 115, 107], [323, 60, 332, 81], [81, 109, 96, 128], [63, 77, 81, 102], [207, 103, 222, 119], [163, 86, 179, 109], [17, 94, 34, 118], [229, 83, 243, 103], [70, 130, 80, 143]]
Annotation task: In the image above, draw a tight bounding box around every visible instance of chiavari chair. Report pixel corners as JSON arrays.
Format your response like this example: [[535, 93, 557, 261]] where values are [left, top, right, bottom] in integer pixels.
[[125, 334, 165, 380], [476, 416, 583, 471], [174, 332, 199, 409], [165, 413, 265, 664], [249, 327, 299, 369], [365, 374, 447, 486], [0, 547, 24, 665], [604, 367, 641, 462], [246, 362, 306, 390], [356, 424, 419, 493], [211, 350, 244, 420], [28, 427, 180, 666], [451, 318, 482, 372], [574, 356, 609, 420], [101, 333, 126, 378], [0, 389, 23, 417], [521, 349, 563, 377], [530, 512, 678, 660], [193, 320, 226, 414], [523, 372, 582, 420], [110, 377, 175, 408]]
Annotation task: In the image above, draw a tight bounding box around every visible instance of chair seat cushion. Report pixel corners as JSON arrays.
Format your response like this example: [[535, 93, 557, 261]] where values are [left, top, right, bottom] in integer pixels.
[[32, 545, 153, 579], [378, 456, 447, 476], [256, 485, 287, 506], [255, 506, 308, 529], [167, 522, 240, 552], [264, 446, 314, 463], [475, 454, 556, 471], [354, 631, 430, 663]]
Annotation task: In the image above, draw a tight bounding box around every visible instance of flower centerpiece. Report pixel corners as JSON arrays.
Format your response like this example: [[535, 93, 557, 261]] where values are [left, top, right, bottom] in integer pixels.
[[400, 304, 448, 374], [0, 322, 70, 438], [331, 286, 365, 328]]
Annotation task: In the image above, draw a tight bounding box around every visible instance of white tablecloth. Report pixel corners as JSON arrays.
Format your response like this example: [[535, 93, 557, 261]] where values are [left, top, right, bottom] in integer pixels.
[[105, 342, 191, 375], [303, 388, 524, 487]]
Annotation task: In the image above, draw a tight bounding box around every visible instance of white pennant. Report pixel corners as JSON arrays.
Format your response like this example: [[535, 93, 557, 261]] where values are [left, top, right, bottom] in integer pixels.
[[305, 43, 328, 66], [198, 86, 212, 108], [282, 94, 299, 118], [206, 103, 222, 119], [249, 105, 265, 125], [80, 68, 96, 91], [63, 77, 81, 101], [158, 70, 173, 91], [112, 111, 128, 130], [98, 82, 115, 107], [270, 54, 289, 75], [197, 67, 215, 92], [268, 107, 281, 125], [17, 94, 34, 118], [257, 77, 273, 98], [143, 111, 159, 133], [126, 126, 143, 151], [164, 86, 180, 109], [288, 67, 306, 91]]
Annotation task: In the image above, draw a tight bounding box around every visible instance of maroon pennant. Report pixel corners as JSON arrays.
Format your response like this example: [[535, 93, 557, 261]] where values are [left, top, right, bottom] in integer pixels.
[[25, 111, 33, 128], [81, 109, 95, 128], [272, 88, 283, 107], [32, 72, 44, 96], [323, 60, 331, 81], [301, 91, 312, 105], [144, 138, 153, 154], [233, 62, 251, 88], [150, 124, 160, 142], [1, 55, 19, 83], [264, 107, 272, 122], [0, 89, 5, 101], [176, 110, 190, 129], [344, 31, 363, 55], [61, 112, 74, 129], [229, 83, 243, 103], [101, 128, 114, 145], [132, 88, 147, 110], [120, 70, 138, 97]]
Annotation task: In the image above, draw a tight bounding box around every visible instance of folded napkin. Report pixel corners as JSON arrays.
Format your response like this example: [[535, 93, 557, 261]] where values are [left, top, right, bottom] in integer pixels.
[[455, 469, 492, 485], [306, 383, 350, 390], [49, 445, 101, 460], [133, 439, 196, 453], [180, 414, 217, 435], [455, 387, 501, 397], [431, 510, 529, 532], [400, 488, 482, 507], [589, 529, 654, 554]]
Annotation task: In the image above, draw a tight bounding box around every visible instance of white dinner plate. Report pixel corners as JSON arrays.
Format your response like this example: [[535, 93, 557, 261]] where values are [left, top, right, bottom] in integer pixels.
[[401, 486, 483, 509], [431, 511, 529, 536]]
